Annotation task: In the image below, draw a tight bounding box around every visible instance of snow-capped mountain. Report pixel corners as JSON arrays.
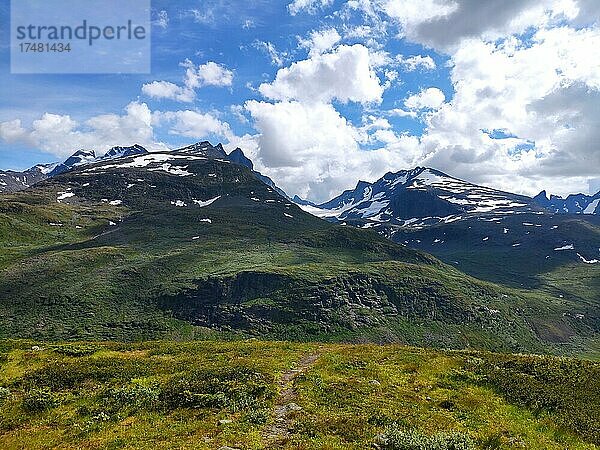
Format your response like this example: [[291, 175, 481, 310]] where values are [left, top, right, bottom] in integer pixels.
[[0, 142, 287, 198], [176, 141, 228, 159], [5, 145, 148, 187], [301, 167, 539, 227], [296, 167, 600, 283], [48, 149, 97, 177], [533, 190, 600, 215], [8, 141, 288, 201], [0, 163, 57, 194], [99, 144, 148, 160]]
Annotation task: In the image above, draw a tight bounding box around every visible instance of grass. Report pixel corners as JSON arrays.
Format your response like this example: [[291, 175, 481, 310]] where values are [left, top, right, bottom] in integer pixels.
[[0, 340, 597, 449]]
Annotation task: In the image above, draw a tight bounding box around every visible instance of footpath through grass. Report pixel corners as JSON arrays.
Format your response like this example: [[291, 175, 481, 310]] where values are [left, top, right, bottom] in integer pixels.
[[0, 340, 598, 449]]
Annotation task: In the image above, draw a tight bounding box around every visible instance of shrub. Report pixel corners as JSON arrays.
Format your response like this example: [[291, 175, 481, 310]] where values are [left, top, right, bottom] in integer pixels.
[[160, 366, 274, 412], [22, 388, 58, 412], [50, 344, 99, 357], [22, 357, 154, 390], [470, 355, 600, 444], [0, 387, 10, 402], [102, 380, 161, 412], [243, 407, 269, 424], [376, 425, 475, 450]]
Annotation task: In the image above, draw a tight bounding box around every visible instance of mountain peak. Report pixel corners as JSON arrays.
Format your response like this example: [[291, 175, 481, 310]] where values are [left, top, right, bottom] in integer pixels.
[[355, 180, 371, 191], [176, 141, 227, 159], [101, 144, 148, 160], [49, 149, 97, 177], [72, 149, 96, 158], [292, 195, 316, 207], [227, 147, 253, 170]]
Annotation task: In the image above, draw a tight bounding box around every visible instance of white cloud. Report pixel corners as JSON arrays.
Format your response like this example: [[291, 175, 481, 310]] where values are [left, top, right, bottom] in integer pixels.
[[154, 110, 231, 139], [299, 28, 342, 56], [183, 60, 234, 88], [387, 108, 417, 118], [142, 60, 234, 103], [0, 102, 166, 158], [259, 44, 384, 105], [0, 119, 27, 143], [405, 87, 446, 110], [142, 81, 195, 103], [414, 23, 600, 195], [288, 0, 333, 16], [244, 99, 421, 201], [381, 0, 548, 51]]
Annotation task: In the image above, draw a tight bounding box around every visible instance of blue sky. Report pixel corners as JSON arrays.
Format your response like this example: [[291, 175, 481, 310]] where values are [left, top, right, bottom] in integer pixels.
[[0, 0, 598, 201]]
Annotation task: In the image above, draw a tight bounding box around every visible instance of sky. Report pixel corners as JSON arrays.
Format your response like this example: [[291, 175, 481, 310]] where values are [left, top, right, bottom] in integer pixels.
[[0, 0, 599, 202]]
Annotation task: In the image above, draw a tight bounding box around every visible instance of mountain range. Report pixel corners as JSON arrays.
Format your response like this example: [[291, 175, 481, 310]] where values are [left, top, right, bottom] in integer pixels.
[[297, 167, 600, 288], [301, 166, 599, 221], [0, 142, 598, 355]]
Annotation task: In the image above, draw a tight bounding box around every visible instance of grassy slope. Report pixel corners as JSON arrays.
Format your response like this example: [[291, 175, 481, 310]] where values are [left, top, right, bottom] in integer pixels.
[[0, 340, 598, 449], [0, 157, 598, 354], [385, 213, 600, 294]]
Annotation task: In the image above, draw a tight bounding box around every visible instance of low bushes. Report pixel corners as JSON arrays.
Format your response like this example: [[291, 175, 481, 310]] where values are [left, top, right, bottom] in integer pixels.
[[22, 388, 58, 413], [101, 380, 161, 413], [471, 355, 600, 444], [160, 366, 274, 412], [376, 425, 475, 450]]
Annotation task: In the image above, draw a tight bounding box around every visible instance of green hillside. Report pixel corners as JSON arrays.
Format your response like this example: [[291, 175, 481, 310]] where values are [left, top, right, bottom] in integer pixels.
[[0, 153, 598, 355]]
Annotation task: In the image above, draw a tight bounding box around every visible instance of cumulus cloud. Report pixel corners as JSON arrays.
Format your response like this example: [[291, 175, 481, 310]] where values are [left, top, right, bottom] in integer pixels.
[[299, 28, 342, 56], [0, 102, 166, 157], [142, 81, 195, 103], [274, 0, 591, 197], [413, 22, 600, 194], [154, 110, 231, 139], [258, 44, 384, 105], [142, 60, 234, 103], [0, 119, 27, 143], [184, 60, 234, 88], [404, 87, 446, 110], [380, 0, 549, 51], [245, 99, 419, 200]]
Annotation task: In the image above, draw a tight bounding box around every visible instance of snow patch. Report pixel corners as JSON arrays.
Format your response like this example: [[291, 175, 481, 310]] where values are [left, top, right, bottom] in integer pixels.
[[578, 253, 599, 264], [57, 192, 75, 202], [554, 244, 574, 251], [584, 199, 600, 214], [192, 196, 221, 207]]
